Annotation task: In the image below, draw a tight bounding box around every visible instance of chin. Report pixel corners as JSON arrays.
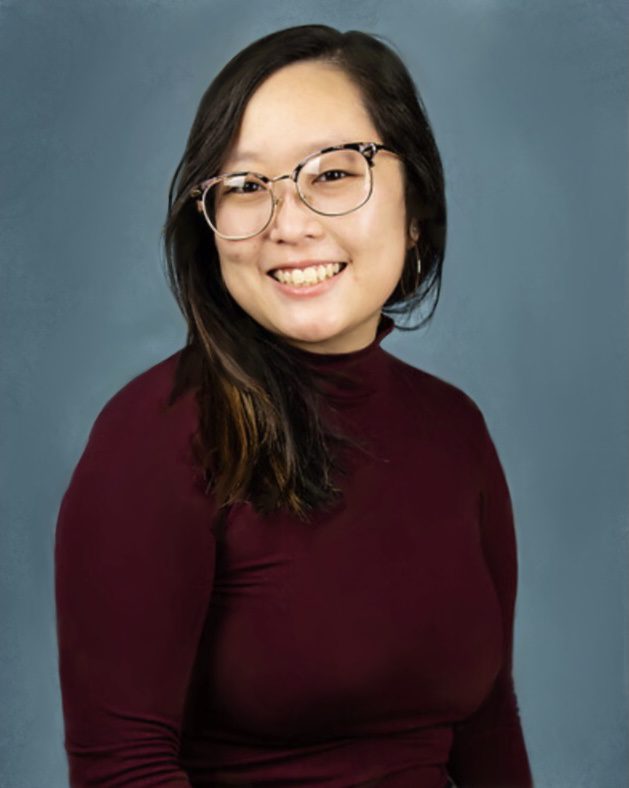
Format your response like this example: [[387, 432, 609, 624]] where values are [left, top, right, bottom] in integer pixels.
[[277, 316, 344, 342]]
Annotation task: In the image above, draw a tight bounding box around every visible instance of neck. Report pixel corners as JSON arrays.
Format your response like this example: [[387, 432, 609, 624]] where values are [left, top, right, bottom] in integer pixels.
[[286, 314, 384, 356], [288, 314, 396, 402]]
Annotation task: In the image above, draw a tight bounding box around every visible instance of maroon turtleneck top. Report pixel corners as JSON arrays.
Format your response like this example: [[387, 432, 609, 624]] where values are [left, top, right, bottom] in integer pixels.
[[54, 314, 533, 787]]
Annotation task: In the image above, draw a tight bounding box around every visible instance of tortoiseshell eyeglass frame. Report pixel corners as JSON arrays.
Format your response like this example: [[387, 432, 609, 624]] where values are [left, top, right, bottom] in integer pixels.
[[188, 141, 400, 240]]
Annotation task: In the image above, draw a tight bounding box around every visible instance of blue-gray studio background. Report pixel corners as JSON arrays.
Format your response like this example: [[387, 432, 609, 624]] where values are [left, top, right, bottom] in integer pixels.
[[1, 1, 627, 785]]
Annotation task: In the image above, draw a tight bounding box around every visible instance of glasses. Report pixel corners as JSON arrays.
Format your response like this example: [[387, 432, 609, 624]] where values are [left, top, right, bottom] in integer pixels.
[[189, 141, 399, 240]]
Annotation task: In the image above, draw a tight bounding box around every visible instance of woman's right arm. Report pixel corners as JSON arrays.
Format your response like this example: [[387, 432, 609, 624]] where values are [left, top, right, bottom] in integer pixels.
[[54, 375, 217, 786]]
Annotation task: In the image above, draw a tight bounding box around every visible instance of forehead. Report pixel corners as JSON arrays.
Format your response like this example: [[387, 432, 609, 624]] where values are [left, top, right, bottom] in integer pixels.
[[223, 61, 379, 170]]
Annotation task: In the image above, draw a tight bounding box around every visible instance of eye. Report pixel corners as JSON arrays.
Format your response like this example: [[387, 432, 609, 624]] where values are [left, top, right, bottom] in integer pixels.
[[316, 169, 350, 183], [224, 179, 264, 195]]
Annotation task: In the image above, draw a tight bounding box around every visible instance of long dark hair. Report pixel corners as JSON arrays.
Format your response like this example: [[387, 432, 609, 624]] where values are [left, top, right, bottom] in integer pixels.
[[163, 24, 446, 525]]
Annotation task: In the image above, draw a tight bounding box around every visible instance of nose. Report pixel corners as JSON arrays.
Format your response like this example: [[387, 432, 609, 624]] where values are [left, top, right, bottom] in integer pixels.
[[266, 178, 323, 243]]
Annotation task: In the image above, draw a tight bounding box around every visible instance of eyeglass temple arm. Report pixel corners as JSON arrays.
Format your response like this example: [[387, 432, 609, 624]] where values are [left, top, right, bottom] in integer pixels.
[[189, 181, 215, 213], [189, 185, 205, 213]]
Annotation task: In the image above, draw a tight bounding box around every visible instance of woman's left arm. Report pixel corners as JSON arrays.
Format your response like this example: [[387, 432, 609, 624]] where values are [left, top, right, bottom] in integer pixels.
[[447, 412, 534, 788]]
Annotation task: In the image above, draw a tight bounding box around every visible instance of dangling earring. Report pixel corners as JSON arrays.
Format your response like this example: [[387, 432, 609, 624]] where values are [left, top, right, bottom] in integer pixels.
[[400, 245, 422, 299], [413, 244, 422, 292]]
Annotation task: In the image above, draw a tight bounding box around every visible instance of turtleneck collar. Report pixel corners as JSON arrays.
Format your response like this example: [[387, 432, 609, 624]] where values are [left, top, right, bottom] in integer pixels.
[[289, 314, 395, 401]]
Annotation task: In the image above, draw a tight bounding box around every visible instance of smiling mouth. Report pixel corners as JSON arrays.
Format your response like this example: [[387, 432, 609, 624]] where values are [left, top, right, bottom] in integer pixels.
[[268, 262, 347, 287]]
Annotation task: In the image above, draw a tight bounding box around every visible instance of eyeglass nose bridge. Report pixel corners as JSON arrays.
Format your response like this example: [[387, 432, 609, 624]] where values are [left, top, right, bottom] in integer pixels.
[[266, 171, 307, 210], [267, 167, 316, 227]]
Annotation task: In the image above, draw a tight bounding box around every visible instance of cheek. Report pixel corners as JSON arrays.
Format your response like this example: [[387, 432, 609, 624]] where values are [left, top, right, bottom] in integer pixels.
[[213, 242, 262, 312], [342, 200, 408, 267], [215, 240, 261, 281]]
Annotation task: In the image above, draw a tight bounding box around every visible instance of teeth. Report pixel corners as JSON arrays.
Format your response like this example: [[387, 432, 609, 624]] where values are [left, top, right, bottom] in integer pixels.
[[272, 263, 343, 286]]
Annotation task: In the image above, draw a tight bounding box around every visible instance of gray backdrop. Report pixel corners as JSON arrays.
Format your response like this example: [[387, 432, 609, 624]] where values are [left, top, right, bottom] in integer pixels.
[[1, 0, 627, 785]]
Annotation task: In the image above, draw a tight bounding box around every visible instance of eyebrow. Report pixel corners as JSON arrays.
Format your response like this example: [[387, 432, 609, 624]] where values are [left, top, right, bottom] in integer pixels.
[[227, 140, 350, 169]]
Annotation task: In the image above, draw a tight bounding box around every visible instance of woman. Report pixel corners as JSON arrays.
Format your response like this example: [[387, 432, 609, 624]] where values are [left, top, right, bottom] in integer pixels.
[[55, 24, 533, 787]]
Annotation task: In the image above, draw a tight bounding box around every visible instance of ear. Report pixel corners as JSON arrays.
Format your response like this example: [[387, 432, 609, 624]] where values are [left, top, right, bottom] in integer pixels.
[[407, 219, 420, 249]]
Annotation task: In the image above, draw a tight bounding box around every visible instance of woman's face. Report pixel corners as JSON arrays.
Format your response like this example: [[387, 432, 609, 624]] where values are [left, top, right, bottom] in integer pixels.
[[213, 60, 416, 354]]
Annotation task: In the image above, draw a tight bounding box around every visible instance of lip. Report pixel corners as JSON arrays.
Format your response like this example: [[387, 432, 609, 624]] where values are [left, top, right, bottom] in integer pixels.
[[267, 262, 348, 298]]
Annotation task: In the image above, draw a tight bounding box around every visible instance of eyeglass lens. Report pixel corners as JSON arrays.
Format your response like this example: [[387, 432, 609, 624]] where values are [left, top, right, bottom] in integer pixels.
[[204, 148, 372, 239]]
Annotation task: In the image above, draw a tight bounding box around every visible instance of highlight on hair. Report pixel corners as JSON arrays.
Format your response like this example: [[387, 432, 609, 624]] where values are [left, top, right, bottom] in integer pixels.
[[162, 24, 447, 527]]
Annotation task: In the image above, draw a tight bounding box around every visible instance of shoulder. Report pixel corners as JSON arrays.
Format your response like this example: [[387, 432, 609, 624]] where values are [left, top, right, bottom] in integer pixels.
[[383, 351, 503, 488], [89, 348, 199, 443], [93, 349, 186, 430], [384, 350, 487, 434], [74, 348, 203, 490]]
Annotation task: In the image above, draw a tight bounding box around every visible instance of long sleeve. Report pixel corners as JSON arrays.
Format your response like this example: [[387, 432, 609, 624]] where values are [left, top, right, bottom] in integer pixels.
[[54, 373, 217, 787], [447, 413, 533, 788]]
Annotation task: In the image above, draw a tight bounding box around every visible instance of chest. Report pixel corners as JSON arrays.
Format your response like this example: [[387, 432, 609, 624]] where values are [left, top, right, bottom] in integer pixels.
[[195, 428, 503, 741]]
